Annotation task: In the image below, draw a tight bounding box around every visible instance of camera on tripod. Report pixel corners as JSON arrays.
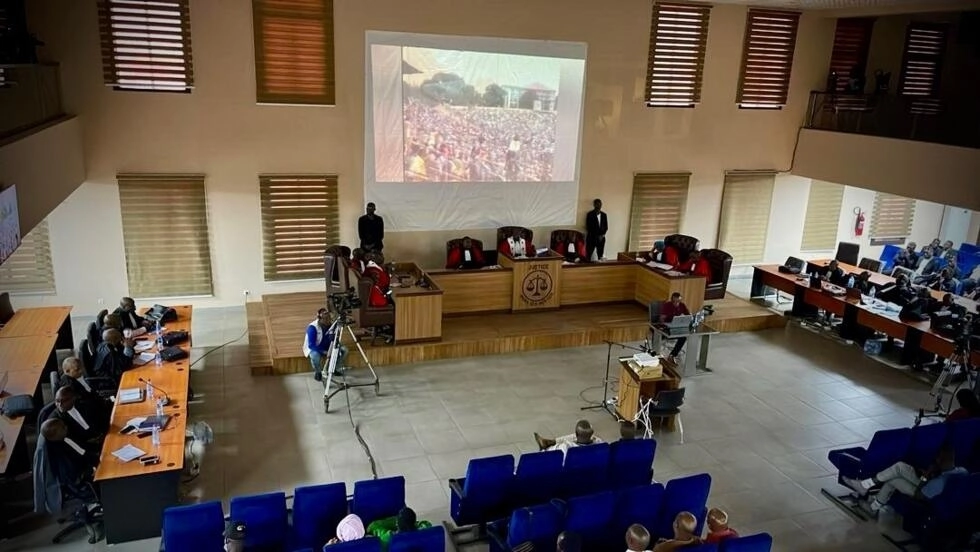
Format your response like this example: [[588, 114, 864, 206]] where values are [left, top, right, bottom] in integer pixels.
[[329, 289, 361, 319]]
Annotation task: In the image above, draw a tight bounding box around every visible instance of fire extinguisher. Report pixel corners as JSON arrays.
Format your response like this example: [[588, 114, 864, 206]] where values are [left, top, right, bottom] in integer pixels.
[[854, 207, 865, 236]]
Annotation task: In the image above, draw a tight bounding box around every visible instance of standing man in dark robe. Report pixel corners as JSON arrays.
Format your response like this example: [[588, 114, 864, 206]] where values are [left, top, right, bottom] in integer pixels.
[[585, 198, 608, 262], [358, 202, 385, 253]]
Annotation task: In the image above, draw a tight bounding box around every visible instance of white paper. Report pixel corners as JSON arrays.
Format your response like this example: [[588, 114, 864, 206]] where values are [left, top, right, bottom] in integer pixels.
[[135, 341, 154, 352], [111, 444, 146, 463], [647, 261, 674, 271], [464, 250, 471, 262], [133, 352, 156, 366], [118, 388, 143, 402]]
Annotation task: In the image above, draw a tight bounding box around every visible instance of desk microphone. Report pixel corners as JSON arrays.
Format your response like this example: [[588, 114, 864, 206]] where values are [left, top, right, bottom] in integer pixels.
[[137, 377, 171, 406]]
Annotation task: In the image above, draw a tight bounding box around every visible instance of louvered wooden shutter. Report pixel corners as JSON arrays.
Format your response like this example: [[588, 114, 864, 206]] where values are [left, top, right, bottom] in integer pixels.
[[117, 174, 213, 297], [800, 181, 844, 251], [828, 18, 874, 93], [0, 220, 55, 294], [718, 171, 775, 264], [628, 172, 690, 251], [870, 193, 915, 243], [646, 2, 711, 107], [736, 9, 800, 109], [97, 0, 194, 92], [899, 23, 947, 97], [253, 0, 335, 105], [260, 175, 340, 281]]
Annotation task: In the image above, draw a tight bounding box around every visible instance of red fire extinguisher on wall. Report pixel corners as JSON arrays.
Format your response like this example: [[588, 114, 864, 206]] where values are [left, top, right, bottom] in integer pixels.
[[854, 207, 865, 236]]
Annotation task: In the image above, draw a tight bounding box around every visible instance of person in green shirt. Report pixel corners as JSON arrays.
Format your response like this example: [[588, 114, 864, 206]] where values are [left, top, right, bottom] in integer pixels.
[[366, 507, 432, 549]]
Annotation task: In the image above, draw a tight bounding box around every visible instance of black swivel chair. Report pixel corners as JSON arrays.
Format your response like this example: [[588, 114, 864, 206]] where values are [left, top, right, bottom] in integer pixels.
[[835, 242, 860, 266], [642, 388, 686, 444], [858, 257, 882, 273], [0, 291, 14, 327]]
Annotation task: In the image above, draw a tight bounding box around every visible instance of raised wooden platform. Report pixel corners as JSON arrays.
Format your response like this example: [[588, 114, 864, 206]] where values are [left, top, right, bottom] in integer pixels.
[[248, 292, 784, 376]]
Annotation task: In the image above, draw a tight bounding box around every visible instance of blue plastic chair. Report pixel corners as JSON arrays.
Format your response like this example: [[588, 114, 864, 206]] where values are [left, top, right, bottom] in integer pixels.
[[565, 491, 615, 551], [687, 544, 720, 552], [161, 501, 224, 551], [878, 244, 902, 274], [562, 442, 611, 497], [721, 532, 773, 552], [292, 482, 348, 551], [503, 502, 565, 552], [612, 482, 664, 541], [389, 525, 446, 552], [948, 418, 980, 471], [352, 476, 406, 526], [656, 474, 711, 540], [320, 536, 383, 551], [609, 438, 656, 489], [515, 450, 564, 507], [828, 427, 912, 480], [906, 423, 948, 471], [450, 454, 515, 527], [229, 491, 289, 550]]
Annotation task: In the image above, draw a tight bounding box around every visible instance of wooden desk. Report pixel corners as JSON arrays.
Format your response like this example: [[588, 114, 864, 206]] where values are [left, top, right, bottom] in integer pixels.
[[95, 305, 192, 544], [619, 253, 705, 313], [427, 268, 513, 314], [390, 263, 443, 343], [0, 333, 59, 474], [0, 306, 73, 350], [616, 358, 680, 429], [560, 260, 636, 306], [0, 365, 50, 474], [498, 251, 564, 312]]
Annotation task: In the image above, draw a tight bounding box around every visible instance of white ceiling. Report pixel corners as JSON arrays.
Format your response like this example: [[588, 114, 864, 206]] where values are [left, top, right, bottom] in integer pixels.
[[710, 0, 977, 9]]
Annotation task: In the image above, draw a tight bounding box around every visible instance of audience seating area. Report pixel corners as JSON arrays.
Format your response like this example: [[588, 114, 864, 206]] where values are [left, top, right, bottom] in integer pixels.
[[878, 241, 980, 281]]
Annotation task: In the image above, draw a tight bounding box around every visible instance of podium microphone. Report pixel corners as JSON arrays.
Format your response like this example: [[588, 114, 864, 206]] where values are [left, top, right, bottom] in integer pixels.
[[138, 377, 171, 406]]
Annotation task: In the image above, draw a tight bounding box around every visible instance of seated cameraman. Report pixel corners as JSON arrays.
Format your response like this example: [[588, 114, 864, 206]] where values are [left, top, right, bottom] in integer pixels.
[[303, 308, 347, 382]]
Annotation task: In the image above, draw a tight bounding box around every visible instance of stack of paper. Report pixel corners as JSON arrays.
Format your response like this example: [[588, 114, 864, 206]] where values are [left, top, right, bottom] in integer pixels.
[[111, 444, 145, 463], [135, 341, 154, 352], [118, 388, 143, 403], [133, 352, 156, 366], [632, 353, 659, 367]]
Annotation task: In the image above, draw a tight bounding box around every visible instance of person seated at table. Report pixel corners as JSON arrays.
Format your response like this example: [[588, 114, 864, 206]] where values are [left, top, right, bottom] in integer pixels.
[[843, 444, 966, 517], [648, 240, 666, 263], [350, 248, 367, 275], [366, 507, 432, 550], [58, 357, 106, 406], [554, 233, 587, 263], [52, 386, 108, 447], [676, 250, 712, 283], [892, 242, 918, 272], [113, 296, 152, 333], [533, 419, 603, 456], [899, 287, 935, 321], [882, 273, 917, 306], [703, 508, 739, 544], [652, 512, 702, 552], [326, 514, 365, 546], [446, 237, 486, 270], [853, 271, 874, 295], [100, 312, 123, 332], [926, 268, 958, 294], [912, 248, 941, 284], [39, 418, 100, 484], [660, 292, 691, 361], [663, 242, 682, 268], [499, 228, 534, 259], [820, 260, 847, 286], [363, 252, 392, 307], [93, 328, 134, 383]]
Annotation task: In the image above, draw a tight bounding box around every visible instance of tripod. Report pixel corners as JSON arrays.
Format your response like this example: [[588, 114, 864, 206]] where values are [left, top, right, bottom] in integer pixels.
[[322, 312, 380, 413], [581, 340, 650, 421], [914, 338, 978, 426]]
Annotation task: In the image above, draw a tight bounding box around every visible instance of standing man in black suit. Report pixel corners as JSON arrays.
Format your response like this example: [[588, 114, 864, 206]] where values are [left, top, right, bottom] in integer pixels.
[[585, 198, 608, 262], [358, 202, 385, 253]]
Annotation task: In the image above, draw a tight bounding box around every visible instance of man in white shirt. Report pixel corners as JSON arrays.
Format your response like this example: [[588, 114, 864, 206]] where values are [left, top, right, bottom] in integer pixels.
[[533, 419, 603, 457]]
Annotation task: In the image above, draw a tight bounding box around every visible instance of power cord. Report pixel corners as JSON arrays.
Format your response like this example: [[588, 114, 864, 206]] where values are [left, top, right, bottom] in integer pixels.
[[188, 328, 248, 369], [342, 378, 379, 480]]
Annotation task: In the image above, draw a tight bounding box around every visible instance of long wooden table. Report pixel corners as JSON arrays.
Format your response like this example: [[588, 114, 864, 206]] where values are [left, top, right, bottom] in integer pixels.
[[94, 305, 192, 544], [0, 306, 73, 475], [389, 262, 443, 343]]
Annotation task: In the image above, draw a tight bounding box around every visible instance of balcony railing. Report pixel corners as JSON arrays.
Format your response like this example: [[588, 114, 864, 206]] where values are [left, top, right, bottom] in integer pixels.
[[804, 91, 980, 150], [0, 63, 65, 141]]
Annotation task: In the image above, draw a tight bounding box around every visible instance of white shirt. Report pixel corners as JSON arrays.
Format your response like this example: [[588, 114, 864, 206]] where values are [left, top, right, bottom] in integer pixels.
[[67, 407, 90, 431], [508, 237, 526, 258], [64, 437, 86, 456]]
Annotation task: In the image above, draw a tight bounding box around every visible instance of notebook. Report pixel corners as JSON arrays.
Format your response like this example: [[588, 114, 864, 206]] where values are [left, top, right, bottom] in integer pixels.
[[118, 387, 145, 405]]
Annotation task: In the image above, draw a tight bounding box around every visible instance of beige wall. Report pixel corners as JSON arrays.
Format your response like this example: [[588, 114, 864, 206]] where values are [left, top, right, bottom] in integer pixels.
[[20, 0, 835, 309]]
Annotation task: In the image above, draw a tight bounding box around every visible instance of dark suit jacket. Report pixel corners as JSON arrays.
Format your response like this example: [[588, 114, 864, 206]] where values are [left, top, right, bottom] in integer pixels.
[[585, 210, 608, 238], [93, 342, 134, 382], [358, 214, 385, 251], [113, 307, 146, 330], [47, 440, 98, 487], [53, 404, 108, 445]]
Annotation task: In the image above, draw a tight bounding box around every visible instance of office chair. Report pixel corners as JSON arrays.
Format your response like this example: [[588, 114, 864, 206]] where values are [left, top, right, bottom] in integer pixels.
[[835, 242, 860, 266], [33, 438, 104, 544], [354, 273, 395, 345], [858, 257, 882, 273], [641, 388, 686, 444]]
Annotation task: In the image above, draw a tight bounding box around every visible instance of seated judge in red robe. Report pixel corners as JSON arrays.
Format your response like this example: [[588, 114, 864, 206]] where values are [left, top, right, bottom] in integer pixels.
[[554, 234, 587, 263], [350, 248, 367, 275], [498, 229, 535, 259], [663, 243, 681, 267], [677, 249, 713, 283], [363, 253, 391, 307], [446, 237, 486, 269]]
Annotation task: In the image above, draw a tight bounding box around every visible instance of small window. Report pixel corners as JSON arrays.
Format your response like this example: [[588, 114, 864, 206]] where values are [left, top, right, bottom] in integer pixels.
[[260, 174, 340, 281], [899, 23, 948, 97], [800, 181, 844, 251], [736, 8, 801, 109], [627, 172, 690, 251], [718, 171, 775, 263], [0, 220, 56, 294], [252, 0, 335, 105], [117, 174, 213, 297], [828, 18, 875, 93], [645, 2, 712, 108], [97, 0, 195, 92], [870, 192, 915, 245]]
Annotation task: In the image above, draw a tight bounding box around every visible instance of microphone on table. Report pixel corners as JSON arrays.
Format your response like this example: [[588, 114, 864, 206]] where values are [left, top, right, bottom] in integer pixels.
[[138, 377, 171, 406]]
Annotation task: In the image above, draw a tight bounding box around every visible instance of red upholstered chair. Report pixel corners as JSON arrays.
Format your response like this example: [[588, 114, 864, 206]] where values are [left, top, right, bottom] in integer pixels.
[[700, 249, 733, 300], [550, 229, 587, 260], [497, 226, 534, 258], [446, 237, 486, 269], [664, 234, 700, 264], [354, 272, 394, 345]]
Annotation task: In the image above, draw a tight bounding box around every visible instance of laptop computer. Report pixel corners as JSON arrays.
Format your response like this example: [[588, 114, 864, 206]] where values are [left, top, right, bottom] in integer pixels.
[[666, 314, 693, 335]]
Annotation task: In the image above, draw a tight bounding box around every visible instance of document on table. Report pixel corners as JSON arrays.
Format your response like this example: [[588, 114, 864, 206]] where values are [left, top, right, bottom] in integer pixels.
[[647, 261, 674, 271], [135, 341, 154, 352], [111, 444, 145, 463], [133, 352, 156, 366]]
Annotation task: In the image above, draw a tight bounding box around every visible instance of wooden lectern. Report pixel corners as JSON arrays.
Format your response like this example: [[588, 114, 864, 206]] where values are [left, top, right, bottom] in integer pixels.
[[498, 250, 563, 311], [616, 357, 681, 430]]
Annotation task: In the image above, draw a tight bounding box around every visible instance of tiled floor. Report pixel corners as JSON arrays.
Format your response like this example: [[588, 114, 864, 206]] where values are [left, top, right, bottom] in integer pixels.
[[3, 304, 936, 551]]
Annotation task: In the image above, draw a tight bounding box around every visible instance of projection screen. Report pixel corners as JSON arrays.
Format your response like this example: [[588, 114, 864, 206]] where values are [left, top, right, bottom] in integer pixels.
[[365, 31, 587, 231]]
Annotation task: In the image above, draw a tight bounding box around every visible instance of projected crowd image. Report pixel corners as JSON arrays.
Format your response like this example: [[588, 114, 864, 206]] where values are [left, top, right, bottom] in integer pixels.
[[401, 47, 560, 182]]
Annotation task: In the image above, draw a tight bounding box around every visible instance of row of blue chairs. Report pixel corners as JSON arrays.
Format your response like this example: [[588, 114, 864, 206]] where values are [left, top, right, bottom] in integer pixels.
[[450, 439, 657, 528], [162, 476, 410, 551]]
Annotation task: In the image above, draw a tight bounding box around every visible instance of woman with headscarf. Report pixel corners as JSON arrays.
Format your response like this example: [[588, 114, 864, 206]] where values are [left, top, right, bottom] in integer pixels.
[[326, 514, 365, 546]]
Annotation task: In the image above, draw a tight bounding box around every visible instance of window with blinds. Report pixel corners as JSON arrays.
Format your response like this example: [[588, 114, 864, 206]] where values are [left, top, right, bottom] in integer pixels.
[[800, 181, 844, 251], [117, 174, 213, 297], [645, 2, 711, 108], [870, 192, 915, 245], [736, 9, 801, 109], [260, 175, 340, 281], [97, 0, 194, 92], [718, 171, 775, 263], [828, 18, 874, 93], [627, 172, 690, 251], [0, 220, 55, 294], [252, 0, 335, 105], [899, 23, 947, 97]]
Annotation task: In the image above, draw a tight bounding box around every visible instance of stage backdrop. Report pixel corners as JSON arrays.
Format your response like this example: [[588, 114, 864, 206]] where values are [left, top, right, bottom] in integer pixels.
[[365, 31, 587, 231]]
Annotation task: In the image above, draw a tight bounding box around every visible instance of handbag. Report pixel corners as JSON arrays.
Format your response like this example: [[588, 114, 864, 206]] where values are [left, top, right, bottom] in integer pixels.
[[1, 395, 35, 418]]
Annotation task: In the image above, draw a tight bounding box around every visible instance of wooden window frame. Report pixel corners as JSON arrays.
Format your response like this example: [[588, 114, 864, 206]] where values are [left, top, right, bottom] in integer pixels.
[[628, 172, 690, 251], [736, 8, 801, 110], [646, 2, 712, 108], [260, 174, 340, 281], [252, 0, 335, 105]]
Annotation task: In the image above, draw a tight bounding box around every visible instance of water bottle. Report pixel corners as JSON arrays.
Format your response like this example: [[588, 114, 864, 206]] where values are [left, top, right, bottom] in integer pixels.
[[154, 320, 163, 365], [146, 379, 154, 402], [869, 286, 876, 299], [151, 425, 160, 447], [155, 397, 164, 418], [847, 275, 855, 288]]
